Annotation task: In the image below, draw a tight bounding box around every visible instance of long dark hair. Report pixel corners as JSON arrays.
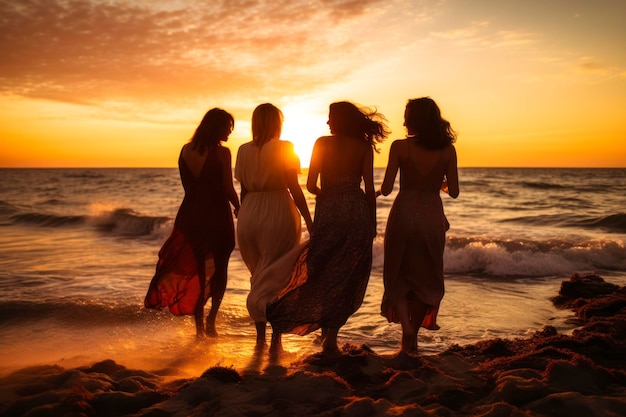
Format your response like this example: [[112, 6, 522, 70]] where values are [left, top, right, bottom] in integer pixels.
[[328, 101, 389, 152], [404, 97, 456, 149], [190, 108, 234, 154]]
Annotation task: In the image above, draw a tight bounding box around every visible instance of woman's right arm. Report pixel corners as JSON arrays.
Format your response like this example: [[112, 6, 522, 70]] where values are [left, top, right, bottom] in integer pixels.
[[306, 139, 323, 196], [240, 184, 248, 203], [445, 145, 460, 199], [286, 170, 313, 233], [379, 141, 400, 196]]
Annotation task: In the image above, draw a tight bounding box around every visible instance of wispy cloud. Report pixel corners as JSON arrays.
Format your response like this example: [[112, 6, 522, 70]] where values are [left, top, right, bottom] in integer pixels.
[[432, 20, 537, 49], [0, 0, 387, 104]]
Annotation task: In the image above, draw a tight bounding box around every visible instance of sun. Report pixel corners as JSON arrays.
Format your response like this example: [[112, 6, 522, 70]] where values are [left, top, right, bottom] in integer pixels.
[[281, 102, 329, 167]]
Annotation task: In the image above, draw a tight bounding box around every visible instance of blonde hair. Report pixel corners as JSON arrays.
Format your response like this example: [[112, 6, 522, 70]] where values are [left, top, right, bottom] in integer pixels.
[[252, 103, 283, 146]]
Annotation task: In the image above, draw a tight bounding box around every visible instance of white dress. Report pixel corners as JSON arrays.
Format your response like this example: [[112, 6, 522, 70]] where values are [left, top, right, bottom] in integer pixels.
[[235, 139, 305, 322]]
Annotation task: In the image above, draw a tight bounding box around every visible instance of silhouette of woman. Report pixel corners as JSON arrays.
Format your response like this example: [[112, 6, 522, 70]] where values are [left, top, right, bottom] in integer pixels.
[[235, 103, 313, 353], [145, 108, 240, 338], [378, 97, 459, 353], [267, 101, 388, 355]]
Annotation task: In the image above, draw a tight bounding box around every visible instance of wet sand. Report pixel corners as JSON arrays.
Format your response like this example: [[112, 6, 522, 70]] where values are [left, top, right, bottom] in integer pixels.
[[1, 273, 624, 417]]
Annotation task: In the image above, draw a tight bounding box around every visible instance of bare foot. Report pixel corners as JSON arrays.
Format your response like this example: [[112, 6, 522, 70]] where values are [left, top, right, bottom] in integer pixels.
[[205, 318, 218, 338], [205, 327, 218, 338], [401, 334, 417, 354], [321, 345, 341, 357], [270, 332, 283, 354]]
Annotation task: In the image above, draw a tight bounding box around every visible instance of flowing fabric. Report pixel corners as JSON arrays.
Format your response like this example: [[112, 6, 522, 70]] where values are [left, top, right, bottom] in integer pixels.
[[235, 139, 304, 322], [267, 176, 374, 335], [380, 190, 448, 329], [380, 139, 450, 330], [144, 148, 235, 315]]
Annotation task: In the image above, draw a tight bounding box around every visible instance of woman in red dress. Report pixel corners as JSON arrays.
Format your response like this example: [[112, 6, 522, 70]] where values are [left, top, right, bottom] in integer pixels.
[[145, 108, 240, 338]]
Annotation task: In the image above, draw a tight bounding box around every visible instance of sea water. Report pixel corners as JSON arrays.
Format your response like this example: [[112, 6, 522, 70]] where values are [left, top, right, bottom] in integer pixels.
[[1, 167, 624, 377]]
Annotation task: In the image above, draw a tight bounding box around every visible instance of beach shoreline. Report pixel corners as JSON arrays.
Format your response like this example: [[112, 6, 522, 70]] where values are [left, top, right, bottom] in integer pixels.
[[1, 273, 624, 417]]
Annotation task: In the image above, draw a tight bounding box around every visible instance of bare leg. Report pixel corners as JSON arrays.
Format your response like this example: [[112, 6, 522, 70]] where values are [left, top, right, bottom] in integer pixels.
[[319, 327, 329, 344], [397, 295, 414, 353], [205, 256, 229, 337], [194, 255, 207, 338], [255, 321, 267, 349], [321, 327, 340, 355], [194, 301, 205, 338], [269, 327, 283, 354], [408, 297, 428, 353]]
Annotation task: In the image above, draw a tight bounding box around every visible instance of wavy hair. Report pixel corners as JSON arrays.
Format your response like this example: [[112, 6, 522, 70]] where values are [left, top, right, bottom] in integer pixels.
[[252, 103, 283, 147], [189, 108, 234, 153], [328, 101, 389, 152], [404, 97, 456, 149]]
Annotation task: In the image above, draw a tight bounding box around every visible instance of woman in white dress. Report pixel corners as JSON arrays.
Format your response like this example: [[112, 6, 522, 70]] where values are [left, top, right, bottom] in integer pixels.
[[235, 103, 313, 352]]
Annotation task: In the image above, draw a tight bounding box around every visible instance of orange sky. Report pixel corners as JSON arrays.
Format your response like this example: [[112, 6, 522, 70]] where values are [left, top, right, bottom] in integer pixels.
[[1, 0, 625, 168]]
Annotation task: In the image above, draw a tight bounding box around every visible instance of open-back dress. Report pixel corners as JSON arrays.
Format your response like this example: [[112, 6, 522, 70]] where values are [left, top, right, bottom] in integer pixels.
[[380, 139, 450, 330], [144, 147, 235, 315]]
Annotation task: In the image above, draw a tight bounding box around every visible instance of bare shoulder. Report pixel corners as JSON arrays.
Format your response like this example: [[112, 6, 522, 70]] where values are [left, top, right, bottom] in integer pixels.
[[280, 139, 295, 150], [390, 138, 408, 149], [444, 144, 457, 157], [180, 142, 197, 161], [217, 145, 232, 158], [315, 136, 332, 145]]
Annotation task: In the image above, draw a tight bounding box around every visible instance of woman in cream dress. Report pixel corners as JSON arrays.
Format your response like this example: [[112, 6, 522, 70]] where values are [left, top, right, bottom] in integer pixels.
[[235, 103, 313, 352]]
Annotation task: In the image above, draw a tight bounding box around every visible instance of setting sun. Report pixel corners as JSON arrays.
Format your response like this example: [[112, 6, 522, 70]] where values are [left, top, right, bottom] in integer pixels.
[[281, 101, 330, 167]]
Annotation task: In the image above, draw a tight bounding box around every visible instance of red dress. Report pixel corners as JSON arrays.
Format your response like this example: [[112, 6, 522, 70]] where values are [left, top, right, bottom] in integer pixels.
[[144, 148, 235, 315]]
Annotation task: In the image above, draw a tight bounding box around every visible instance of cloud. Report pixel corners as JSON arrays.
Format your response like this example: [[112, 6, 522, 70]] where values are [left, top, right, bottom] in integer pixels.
[[0, 0, 387, 105], [432, 20, 537, 49]]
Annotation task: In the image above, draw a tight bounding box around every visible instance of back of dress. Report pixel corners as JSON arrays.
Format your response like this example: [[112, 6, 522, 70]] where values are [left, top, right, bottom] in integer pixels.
[[177, 147, 233, 250], [399, 139, 447, 194], [235, 140, 299, 191]]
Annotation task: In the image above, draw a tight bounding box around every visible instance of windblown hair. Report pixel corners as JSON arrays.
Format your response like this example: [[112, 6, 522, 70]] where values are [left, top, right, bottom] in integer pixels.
[[252, 103, 283, 147], [329, 101, 389, 152], [190, 108, 234, 154], [404, 97, 456, 149]]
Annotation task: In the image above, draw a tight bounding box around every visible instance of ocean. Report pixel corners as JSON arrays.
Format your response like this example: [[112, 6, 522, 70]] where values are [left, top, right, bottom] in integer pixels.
[[1, 167, 625, 378]]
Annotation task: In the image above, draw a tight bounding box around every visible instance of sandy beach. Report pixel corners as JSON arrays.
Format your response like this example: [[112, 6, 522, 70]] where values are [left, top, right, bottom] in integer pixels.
[[1, 273, 624, 417]]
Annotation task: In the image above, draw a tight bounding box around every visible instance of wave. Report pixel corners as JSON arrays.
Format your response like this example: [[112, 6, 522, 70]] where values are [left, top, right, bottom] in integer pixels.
[[62, 171, 107, 179], [8, 207, 171, 237], [520, 181, 567, 190], [371, 236, 626, 277], [566, 213, 626, 233], [0, 200, 20, 216], [501, 213, 626, 233], [447, 237, 625, 277], [0, 300, 154, 327], [11, 212, 87, 227], [91, 208, 170, 237]]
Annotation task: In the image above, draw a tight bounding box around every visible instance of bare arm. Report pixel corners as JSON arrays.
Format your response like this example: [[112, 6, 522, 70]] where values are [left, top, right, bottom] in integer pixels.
[[362, 145, 377, 236], [379, 141, 400, 196], [286, 169, 314, 233], [219, 148, 241, 216], [444, 145, 459, 199], [240, 183, 248, 203], [306, 139, 323, 196]]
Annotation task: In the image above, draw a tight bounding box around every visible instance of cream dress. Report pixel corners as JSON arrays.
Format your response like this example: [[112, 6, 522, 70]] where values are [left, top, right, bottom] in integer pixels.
[[235, 139, 305, 322]]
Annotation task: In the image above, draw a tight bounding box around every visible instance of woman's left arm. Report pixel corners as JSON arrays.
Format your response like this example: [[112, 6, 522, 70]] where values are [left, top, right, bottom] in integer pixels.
[[219, 148, 241, 216], [445, 145, 460, 199]]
